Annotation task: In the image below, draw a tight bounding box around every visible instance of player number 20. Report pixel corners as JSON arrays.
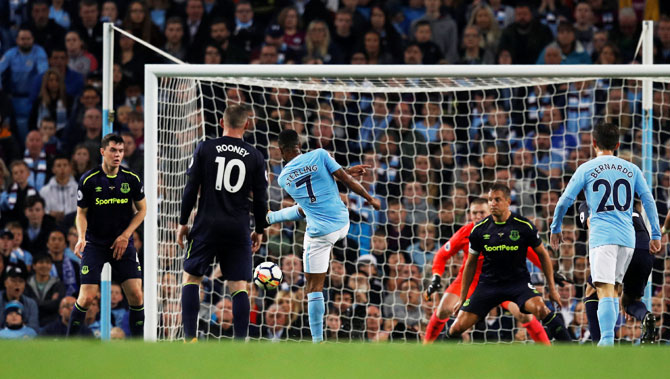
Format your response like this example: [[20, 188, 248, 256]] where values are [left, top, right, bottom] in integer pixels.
[[214, 157, 246, 193], [593, 178, 632, 213]]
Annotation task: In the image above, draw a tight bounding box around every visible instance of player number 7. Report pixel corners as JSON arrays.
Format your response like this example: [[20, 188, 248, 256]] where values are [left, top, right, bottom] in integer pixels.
[[295, 175, 317, 203]]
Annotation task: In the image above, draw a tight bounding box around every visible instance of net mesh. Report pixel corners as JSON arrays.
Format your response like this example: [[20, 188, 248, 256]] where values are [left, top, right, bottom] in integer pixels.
[[153, 75, 670, 344]]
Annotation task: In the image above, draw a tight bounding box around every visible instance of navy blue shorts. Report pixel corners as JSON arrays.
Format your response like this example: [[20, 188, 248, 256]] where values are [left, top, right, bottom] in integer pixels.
[[586, 247, 653, 299], [182, 237, 252, 281], [622, 247, 654, 299], [80, 241, 142, 285], [461, 280, 540, 319]]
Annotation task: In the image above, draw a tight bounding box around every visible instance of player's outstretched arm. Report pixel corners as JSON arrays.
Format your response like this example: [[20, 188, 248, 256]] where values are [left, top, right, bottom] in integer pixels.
[[332, 168, 381, 210], [111, 198, 147, 260], [267, 205, 305, 225], [74, 207, 88, 259], [346, 164, 371, 179], [535, 243, 561, 306]]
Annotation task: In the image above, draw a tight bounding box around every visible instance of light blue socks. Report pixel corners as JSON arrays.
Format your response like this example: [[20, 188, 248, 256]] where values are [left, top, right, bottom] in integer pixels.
[[307, 292, 325, 343], [597, 297, 616, 346]]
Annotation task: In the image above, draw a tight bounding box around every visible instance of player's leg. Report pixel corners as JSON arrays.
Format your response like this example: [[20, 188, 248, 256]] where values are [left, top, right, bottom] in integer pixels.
[[214, 239, 256, 341], [181, 238, 211, 341], [181, 272, 204, 341], [447, 282, 500, 340], [121, 279, 144, 337], [621, 247, 656, 343], [68, 245, 105, 336], [590, 245, 621, 346], [424, 290, 460, 344], [503, 301, 550, 345], [68, 284, 99, 336], [116, 242, 144, 337], [447, 310, 480, 338], [522, 295, 571, 341], [583, 280, 601, 342], [303, 225, 347, 343], [227, 280, 250, 340]]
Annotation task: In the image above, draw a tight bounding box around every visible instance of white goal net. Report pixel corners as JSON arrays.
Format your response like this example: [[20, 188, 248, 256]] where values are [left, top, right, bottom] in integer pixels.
[[144, 65, 670, 344]]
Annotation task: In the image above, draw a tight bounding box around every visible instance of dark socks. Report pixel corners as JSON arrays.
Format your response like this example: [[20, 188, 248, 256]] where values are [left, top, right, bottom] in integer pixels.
[[181, 283, 200, 339], [67, 302, 88, 337], [129, 305, 145, 337], [542, 311, 571, 341], [231, 289, 250, 340], [625, 300, 649, 322], [584, 293, 601, 342]]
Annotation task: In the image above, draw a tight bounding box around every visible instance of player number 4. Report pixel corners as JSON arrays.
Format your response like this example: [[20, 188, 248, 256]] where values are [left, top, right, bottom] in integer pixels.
[[214, 157, 246, 193]]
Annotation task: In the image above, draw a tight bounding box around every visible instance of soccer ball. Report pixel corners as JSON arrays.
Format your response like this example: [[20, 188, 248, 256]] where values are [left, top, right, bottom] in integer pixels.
[[253, 262, 283, 290]]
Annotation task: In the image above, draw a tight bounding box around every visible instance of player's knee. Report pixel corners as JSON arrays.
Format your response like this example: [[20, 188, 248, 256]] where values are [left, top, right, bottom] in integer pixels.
[[436, 306, 452, 320], [77, 293, 96, 308], [516, 312, 532, 324], [449, 322, 464, 336], [536, 305, 551, 320]]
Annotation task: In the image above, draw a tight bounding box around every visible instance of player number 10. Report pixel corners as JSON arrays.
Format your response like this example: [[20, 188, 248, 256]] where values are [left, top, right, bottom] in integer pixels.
[[214, 157, 246, 193]]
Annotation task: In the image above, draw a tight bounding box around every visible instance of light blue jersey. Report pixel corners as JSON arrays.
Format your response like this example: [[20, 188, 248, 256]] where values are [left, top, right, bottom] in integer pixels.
[[278, 149, 349, 237], [551, 155, 661, 249]]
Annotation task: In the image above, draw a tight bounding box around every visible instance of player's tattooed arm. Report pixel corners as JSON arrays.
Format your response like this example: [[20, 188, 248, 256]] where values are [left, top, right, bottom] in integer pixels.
[[332, 168, 381, 210]]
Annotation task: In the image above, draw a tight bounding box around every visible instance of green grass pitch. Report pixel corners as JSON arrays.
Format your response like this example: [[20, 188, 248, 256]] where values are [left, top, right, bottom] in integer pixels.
[[2, 340, 669, 378]]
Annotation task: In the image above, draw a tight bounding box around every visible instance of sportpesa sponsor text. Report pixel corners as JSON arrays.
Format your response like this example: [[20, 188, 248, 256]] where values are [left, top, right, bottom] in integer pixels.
[[95, 197, 130, 205]]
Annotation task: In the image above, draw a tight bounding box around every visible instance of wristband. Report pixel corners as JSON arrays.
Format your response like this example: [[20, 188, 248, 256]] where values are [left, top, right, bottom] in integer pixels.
[[663, 226, 669, 235]]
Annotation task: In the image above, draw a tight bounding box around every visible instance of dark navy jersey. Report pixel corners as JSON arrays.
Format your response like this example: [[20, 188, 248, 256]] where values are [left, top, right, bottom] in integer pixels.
[[77, 166, 144, 246], [180, 136, 268, 242], [578, 202, 650, 250], [468, 213, 542, 284]]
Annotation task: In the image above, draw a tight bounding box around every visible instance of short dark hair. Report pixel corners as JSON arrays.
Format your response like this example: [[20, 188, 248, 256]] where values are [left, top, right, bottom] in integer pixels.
[[470, 197, 488, 207], [101, 133, 124, 149], [488, 183, 511, 199], [25, 195, 45, 209], [52, 154, 71, 164], [223, 104, 250, 129], [592, 122, 619, 150], [165, 16, 184, 27], [79, 0, 98, 9], [40, 117, 55, 125], [33, 254, 52, 264], [49, 229, 66, 240], [415, 20, 431, 30], [278, 129, 299, 150], [32, 0, 49, 9]]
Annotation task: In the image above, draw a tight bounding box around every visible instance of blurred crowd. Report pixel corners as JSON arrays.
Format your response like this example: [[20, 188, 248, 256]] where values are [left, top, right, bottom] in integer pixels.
[[1, 0, 670, 343]]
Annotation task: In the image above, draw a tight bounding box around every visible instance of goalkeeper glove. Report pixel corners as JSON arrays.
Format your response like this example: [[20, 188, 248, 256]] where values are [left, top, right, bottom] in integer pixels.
[[554, 271, 572, 287], [424, 274, 442, 301]]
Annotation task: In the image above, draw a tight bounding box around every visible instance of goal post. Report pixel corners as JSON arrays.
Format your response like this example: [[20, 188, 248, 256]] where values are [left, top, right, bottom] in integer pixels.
[[143, 63, 670, 343]]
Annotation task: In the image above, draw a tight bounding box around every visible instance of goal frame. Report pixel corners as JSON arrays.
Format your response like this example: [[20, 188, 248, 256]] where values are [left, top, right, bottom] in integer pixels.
[[143, 62, 669, 342]]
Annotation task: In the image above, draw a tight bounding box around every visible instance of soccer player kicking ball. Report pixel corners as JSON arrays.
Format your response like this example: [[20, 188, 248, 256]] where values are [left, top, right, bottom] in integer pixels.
[[424, 197, 559, 345], [550, 122, 661, 346], [447, 184, 571, 342], [578, 201, 657, 344], [68, 134, 147, 337], [266, 129, 381, 343], [177, 105, 268, 342]]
